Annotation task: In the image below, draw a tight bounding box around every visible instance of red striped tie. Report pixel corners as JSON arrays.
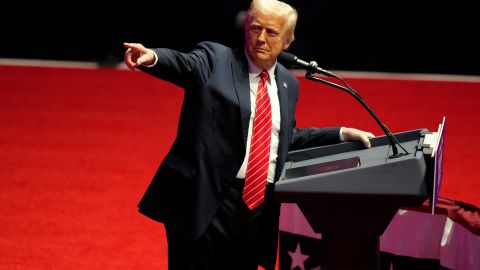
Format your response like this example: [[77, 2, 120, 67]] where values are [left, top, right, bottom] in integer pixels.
[[243, 70, 272, 210]]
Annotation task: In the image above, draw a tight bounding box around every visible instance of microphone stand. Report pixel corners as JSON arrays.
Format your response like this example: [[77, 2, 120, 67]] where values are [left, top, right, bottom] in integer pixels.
[[304, 70, 408, 159]]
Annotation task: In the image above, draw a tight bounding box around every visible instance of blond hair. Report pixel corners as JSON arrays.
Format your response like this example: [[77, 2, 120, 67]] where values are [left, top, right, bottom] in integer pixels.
[[247, 0, 298, 44]]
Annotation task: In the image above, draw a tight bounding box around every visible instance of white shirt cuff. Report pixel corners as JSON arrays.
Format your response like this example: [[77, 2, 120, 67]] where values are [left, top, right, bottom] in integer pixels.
[[339, 127, 345, 142], [143, 50, 158, 67]]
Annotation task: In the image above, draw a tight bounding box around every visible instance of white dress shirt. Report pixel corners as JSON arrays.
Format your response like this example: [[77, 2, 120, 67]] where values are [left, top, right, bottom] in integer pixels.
[[236, 51, 281, 183]]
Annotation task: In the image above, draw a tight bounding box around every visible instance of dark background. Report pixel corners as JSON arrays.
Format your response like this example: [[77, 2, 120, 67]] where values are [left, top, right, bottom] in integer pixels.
[[3, 0, 479, 75]]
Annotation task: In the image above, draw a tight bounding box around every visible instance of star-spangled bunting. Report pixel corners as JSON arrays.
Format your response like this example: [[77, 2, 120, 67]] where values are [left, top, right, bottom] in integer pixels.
[[288, 243, 309, 270]]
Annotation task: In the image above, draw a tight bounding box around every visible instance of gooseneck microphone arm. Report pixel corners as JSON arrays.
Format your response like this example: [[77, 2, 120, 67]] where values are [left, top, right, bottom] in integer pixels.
[[305, 71, 408, 158], [278, 52, 408, 158]]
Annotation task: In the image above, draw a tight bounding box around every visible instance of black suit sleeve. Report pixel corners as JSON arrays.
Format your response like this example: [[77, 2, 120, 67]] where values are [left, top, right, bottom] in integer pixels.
[[290, 127, 342, 151], [138, 41, 225, 90]]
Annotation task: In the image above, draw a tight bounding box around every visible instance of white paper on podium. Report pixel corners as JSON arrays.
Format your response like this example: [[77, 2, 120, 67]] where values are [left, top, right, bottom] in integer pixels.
[[432, 116, 446, 214]]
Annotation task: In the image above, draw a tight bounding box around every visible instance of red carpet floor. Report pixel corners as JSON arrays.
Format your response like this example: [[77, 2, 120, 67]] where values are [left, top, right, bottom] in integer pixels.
[[1, 65, 479, 269]]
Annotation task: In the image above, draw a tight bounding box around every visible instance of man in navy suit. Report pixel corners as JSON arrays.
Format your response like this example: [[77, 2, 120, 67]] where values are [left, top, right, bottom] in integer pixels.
[[124, 0, 373, 269]]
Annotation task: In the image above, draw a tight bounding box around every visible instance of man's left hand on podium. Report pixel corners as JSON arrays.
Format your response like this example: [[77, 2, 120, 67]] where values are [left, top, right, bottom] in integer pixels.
[[341, 127, 375, 149]]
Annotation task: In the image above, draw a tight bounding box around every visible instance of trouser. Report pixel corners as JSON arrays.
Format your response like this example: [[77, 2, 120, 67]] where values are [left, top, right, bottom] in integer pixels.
[[165, 179, 278, 270]]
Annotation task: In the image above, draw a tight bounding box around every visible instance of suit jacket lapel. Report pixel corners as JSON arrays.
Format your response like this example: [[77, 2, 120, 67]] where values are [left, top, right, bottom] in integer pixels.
[[274, 68, 290, 181], [231, 49, 251, 146], [276, 71, 289, 139]]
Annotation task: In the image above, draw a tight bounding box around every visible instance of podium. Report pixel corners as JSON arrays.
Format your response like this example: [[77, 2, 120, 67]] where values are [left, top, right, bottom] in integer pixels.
[[274, 129, 435, 270]]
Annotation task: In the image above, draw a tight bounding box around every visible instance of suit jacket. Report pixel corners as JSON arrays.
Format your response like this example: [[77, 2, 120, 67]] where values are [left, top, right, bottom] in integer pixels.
[[137, 41, 341, 243]]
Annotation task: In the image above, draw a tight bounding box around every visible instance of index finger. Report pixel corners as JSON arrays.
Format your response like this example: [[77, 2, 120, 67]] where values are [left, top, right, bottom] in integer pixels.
[[123, 42, 141, 50], [362, 136, 372, 149]]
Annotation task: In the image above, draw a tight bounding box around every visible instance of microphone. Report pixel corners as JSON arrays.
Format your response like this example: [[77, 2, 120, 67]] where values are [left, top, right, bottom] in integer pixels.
[[278, 51, 335, 77]]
